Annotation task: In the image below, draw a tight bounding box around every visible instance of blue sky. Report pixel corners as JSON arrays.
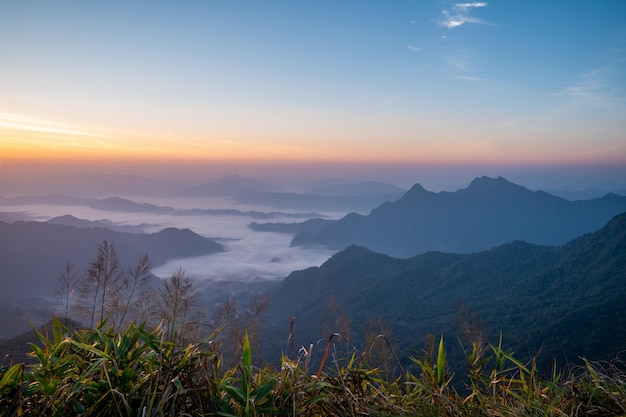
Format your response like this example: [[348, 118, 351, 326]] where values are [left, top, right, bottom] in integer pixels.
[[1, 1, 625, 189]]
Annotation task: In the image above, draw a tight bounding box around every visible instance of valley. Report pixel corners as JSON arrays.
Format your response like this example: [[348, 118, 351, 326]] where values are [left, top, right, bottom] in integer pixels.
[[1, 174, 625, 374]]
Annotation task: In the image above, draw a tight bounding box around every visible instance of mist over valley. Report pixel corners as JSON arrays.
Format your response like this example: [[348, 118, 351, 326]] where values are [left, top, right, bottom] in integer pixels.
[[1, 172, 625, 362]]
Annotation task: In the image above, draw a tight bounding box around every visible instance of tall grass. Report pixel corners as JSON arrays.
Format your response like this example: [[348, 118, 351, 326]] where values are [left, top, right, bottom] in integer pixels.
[[1, 316, 625, 416]]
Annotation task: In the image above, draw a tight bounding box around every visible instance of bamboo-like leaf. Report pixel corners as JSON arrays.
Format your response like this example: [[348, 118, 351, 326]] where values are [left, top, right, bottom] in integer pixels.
[[502, 350, 530, 374], [69, 339, 113, 361], [28, 342, 47, 364], [253, 378, 276, 403], [51, 316, 63, 346], [222, 384, 245, 404], [0, 363, 24, 389], [241, 330, 252, 416], [242, 330, 252, 380], [436, 334, 446, 386]]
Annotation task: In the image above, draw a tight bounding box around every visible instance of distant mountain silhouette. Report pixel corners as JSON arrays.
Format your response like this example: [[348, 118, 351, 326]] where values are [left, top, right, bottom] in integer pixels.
[[0, 211, 34, 223], [262, 211, 626, 370], [183, 174, 281, 197], [306, 181, 405, 197], [249, 218, 333, 235], [0, 195, 175, 214], [47, 214, 152, 233], [0, 195, 318, 219], [0, 221, 224, 300], [291, 176, 626, 257], [233, 190, 404, 213]]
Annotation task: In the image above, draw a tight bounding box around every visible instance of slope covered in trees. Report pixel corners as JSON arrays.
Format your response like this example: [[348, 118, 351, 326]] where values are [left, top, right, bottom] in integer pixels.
[[263, 211, 626, 370]]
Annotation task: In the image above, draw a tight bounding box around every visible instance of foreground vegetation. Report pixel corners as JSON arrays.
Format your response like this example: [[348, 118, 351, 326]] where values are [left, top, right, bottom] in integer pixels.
[[1, 318, 625, 417]]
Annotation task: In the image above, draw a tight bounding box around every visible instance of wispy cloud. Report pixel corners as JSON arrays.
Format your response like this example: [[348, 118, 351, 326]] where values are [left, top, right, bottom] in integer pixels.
[[438, 2, 488, 29], [408, 45, 422, 52], [441, 53, 472, 71], [0, 112, 107, 138], [553, 67, 626, 109]]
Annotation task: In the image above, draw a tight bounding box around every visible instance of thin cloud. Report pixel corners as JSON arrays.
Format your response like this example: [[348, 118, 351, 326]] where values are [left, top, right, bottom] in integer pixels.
[[455, 2, 488, 11], [0, 112, 107, 138], [408, 45, 422, 52], [553, 67, 626, 108], [441, 52, 473, 71], [438, 2, 488, 29]]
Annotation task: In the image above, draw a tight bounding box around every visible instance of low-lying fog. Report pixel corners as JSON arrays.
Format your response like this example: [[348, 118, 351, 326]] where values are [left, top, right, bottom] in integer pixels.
[[7, 196, 339, 283]]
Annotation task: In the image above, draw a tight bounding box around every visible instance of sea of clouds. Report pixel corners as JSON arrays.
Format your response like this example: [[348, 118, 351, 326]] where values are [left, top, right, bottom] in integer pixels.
[[7, 196, 338, 283]]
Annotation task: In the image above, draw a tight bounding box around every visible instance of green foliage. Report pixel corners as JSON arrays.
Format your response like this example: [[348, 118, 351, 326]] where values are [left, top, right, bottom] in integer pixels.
[[2, 318, 626, 416]]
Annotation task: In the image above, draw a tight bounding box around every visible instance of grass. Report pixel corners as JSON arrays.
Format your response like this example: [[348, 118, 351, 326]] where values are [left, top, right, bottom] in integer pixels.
[[1, 317, 625, 416]]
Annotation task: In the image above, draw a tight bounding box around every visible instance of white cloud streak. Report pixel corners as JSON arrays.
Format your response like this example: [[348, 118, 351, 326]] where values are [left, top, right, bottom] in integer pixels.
[[438, 2, 488, 29], [0, 112, 107, 138]]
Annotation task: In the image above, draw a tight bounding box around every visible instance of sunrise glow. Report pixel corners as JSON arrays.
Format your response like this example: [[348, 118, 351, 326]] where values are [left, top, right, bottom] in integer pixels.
[[0, 1, 625, 186]]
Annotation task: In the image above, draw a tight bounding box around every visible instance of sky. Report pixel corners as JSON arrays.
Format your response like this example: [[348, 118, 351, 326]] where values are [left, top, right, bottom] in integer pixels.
[[1, 1, 626, 189]]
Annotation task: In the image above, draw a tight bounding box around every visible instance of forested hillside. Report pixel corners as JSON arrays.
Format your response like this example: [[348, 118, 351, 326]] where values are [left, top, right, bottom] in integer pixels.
[[263, 211, 626, 371]]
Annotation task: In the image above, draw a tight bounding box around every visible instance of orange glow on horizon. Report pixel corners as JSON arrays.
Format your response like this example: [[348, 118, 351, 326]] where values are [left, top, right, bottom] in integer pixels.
[[3, 120, 625, 167], [4, 143, 626, 168]]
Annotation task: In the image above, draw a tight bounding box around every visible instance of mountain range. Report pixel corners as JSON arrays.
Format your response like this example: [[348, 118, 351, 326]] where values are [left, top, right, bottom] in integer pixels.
[[261, 211, 626, 371], [0, 195, 319, 220], [0, 220, 224, 301], [233, 190, 405, 213], [287, 176, 626, 257], [47, 214, 153, 233], [2, 174, 625, 372]]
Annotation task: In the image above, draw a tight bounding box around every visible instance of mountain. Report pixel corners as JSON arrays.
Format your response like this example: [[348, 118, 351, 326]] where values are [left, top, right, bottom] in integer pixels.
[[249, 218, 333, 235], [0, 195, 175, 214], [47, 214, 152, 233], [541, 186, 626, 201], [262, 211, 626, 371], [291, 176, 626, 257], [0, 221, 224, 300], [184, 174, 281, 197], [0, 297, 66, 346], [232, 191, 404, 213], [306, 181, 406, 197], [0, 195, 317, 220], [0, 211, 34, 223]]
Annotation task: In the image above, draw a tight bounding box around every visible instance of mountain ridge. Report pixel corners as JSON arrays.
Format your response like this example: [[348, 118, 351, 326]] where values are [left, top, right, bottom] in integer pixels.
[[290, 176, 626, 257], [0, 220, 224, 300], [262, 211, 626, 370]]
